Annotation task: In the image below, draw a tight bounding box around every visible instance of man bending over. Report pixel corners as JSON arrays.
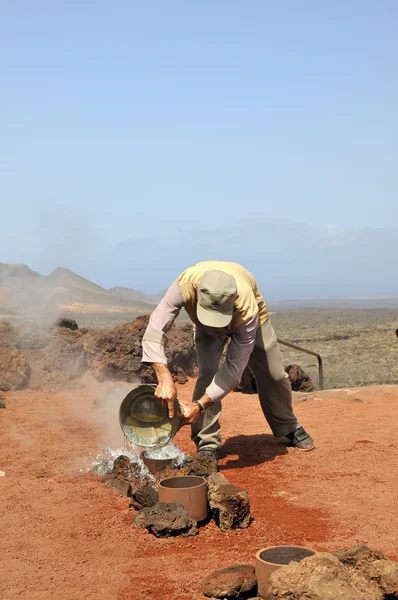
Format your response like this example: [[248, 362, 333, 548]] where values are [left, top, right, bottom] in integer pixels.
[[141, 261, 314, 458]]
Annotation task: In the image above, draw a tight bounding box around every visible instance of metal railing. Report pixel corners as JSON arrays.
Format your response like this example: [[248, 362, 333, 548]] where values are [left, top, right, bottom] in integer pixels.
[[277, 338, 324, 390]]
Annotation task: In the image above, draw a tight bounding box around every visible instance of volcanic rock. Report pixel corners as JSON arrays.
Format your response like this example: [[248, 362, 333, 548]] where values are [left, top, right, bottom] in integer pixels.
[[0, 315, 197, 391], [202, 564, 257, 599], [130, 484, 159, 510], [14, 328, 50, 350], [0, 347, 31, 391], [183, 453, 219, 478], [0, 321, 15, 347], [25, 327, 88, 390], [207, 473, 251, 531], [0, 321, 87, 390], [102, 455, 145, 484], [0, 321, 13, 335], [285, 364, 313, 392], [135, 502, 198, 537], [334, 545, 398, 598], [112, 455, 131, 474], [266, 553, 381, 600], [53, 317, 79, 330], [105, 478, 132, 496], [85, 316, 197, 385]]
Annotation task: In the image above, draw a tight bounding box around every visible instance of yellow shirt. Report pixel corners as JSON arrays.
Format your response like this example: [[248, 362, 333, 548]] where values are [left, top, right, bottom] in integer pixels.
[[178, 261, 267, 331]]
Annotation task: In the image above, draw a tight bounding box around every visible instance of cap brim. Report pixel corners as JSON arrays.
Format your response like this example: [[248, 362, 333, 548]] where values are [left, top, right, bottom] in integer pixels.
[[197, 303, 233, 328]]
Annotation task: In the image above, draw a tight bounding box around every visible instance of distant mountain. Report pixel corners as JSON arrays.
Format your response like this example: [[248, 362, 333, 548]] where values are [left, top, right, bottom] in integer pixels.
[[0, 263, 40, 283], [0, 263, 155, 321], [3, 260, 398, 329], [109, 286, 165, 305]]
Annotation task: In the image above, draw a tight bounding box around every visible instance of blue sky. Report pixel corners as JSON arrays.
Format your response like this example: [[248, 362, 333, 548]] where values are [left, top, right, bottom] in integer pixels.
[[1, 1, 398, 296]]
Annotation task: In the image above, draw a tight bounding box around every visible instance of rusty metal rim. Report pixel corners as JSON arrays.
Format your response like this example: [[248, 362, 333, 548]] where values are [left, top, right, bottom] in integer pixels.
[[159, 475, 206, 490], [255, 545, 316, 566], [142, 455, 173, 475]]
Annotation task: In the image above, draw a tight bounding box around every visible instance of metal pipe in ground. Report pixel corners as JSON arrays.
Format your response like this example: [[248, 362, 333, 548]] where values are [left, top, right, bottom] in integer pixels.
[[142, 453, 173, 475], [158, 476, 208, 522], [255, 545, 315, 598]]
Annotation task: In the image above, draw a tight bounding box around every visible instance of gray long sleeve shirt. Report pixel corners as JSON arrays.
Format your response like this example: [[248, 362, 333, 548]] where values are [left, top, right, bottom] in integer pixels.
[[141, 280, 258, 402]]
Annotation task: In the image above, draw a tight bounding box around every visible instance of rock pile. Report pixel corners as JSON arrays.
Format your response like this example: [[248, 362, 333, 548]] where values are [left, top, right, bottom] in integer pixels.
[[0, 316, 313, 393], [0, 321, 31, 391], [266, 546, 398, 600], [333, 545, 398, 599], [100, 454, 146, 484], [86, 316, 197, 385], [0, 316, 197, 391], [99, 452, 252, 539], [201, 545, 398, 599]]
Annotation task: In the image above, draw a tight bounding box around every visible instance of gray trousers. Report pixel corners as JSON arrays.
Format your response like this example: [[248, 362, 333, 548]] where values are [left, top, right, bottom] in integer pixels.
[[191, 320, 299, 451]]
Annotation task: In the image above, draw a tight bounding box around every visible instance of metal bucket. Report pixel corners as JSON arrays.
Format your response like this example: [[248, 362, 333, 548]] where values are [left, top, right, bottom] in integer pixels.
[[158, 475, 208, 522], [255, 545, 315, 598], [118, 384, 181, 448], [142, 452, 173, 475]]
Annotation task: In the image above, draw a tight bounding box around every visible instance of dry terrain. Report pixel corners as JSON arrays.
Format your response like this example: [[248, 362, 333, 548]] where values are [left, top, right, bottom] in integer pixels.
[[1, 379, 398, 600], [272, 308, 398, 389], [2, 262, 398, 390], [47, 308, 398, 390]]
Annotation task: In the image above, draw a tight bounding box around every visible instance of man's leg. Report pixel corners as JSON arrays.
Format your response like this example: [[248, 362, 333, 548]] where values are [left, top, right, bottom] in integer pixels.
[[248, 320, 314, 450], [191, 327, 227, 453]]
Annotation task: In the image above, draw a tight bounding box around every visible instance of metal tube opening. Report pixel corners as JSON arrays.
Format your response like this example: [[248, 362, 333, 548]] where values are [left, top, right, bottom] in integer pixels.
[[259, 546, 315, 565], [159, 476, 206, 490]]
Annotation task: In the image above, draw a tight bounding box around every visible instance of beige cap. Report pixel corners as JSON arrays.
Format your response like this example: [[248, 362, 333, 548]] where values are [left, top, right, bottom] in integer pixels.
[[197, 270, 238, 327]]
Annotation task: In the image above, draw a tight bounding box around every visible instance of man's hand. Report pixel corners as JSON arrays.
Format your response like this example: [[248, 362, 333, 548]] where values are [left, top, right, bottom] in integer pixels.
[[177, 400, 201, 426], [152, 363, 177, 418], [177, 394, 214, 427]]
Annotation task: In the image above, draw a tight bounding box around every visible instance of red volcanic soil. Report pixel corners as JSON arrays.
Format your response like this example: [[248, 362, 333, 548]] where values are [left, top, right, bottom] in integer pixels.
[[1, 380, 398, 600]]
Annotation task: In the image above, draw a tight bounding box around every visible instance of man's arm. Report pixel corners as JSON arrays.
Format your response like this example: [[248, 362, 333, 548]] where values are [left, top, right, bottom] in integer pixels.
[[177, 315, 258, 425], [207, 315, 258, 401], [141, 280, 184, 417]]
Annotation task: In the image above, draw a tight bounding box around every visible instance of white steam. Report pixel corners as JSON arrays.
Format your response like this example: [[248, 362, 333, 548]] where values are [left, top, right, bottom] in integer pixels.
[[144, 442, 185, 467], [88, 445, 153, 480]]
